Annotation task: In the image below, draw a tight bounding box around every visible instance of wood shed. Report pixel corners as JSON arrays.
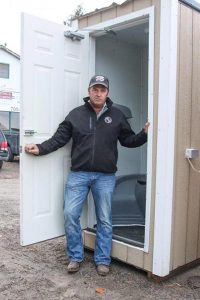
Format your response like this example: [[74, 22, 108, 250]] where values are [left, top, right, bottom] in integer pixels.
[[20, 0, 200, 279]]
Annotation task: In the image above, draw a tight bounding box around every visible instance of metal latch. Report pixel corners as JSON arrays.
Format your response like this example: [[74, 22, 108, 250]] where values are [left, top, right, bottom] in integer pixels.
[[24, 130, 37, 136], [64, 31, 84, 41]]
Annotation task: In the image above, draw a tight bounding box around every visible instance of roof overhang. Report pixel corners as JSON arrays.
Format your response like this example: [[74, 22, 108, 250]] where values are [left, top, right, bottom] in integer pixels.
[[0, 45, 20, 60], [179, 0, 200, 12], [76, 0, 200, 21]]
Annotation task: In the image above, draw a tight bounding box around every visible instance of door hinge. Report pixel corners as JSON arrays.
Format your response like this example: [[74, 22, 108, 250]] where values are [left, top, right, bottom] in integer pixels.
[[64, 31, 84, 41]]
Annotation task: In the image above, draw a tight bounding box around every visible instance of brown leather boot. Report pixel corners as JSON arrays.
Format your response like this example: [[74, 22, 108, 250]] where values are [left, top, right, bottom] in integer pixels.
[[96, 264, 110, 276], [67, 261, 80, 273]]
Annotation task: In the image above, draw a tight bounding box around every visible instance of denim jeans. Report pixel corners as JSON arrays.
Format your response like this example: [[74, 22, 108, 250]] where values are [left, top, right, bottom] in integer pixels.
[[63, 171, 116, 266]]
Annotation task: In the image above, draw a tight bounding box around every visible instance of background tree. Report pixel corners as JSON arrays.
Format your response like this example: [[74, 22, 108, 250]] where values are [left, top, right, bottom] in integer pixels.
[[64, 4, 84, 26]]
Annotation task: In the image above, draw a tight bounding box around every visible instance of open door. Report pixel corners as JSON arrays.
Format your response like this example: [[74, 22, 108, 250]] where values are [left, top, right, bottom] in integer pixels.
[[20, 13, 89, 246]]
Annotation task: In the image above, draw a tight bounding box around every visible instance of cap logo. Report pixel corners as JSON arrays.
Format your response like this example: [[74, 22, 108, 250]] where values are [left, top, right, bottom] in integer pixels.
[[95, 75, 105, 82], [104, 116, 112, 124]]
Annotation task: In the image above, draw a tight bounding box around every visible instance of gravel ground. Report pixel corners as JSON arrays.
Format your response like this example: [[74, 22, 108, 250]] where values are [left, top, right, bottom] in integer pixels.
[[1, 161, 200, 300]]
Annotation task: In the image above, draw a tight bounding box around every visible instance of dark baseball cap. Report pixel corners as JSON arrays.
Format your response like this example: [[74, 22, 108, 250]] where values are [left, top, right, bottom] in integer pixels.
[[89, 75, 109, 89]]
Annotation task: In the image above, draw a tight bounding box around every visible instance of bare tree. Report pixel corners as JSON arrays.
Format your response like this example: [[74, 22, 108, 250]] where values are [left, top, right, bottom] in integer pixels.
[[64, 4, 84, 26]]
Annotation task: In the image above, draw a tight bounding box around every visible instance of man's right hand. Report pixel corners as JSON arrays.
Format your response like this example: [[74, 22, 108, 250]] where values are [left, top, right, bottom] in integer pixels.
[[24, 144, 39, 155]]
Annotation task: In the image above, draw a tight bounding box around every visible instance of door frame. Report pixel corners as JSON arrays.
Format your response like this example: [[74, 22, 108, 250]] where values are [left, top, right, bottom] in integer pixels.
[[81, 6, 155, 253], [153, 0, 179, 277]]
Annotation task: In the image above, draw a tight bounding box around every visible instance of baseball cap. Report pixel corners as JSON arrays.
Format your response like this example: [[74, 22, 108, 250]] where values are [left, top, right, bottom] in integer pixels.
[[89, 75, 109, 89]]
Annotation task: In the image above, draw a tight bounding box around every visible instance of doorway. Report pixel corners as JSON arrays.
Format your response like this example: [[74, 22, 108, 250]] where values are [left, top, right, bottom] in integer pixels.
[[86, 19, 151, 248]]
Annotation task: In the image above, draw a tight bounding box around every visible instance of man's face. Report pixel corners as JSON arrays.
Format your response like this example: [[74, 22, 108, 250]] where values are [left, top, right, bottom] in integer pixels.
[[88, 84, 108, 109]]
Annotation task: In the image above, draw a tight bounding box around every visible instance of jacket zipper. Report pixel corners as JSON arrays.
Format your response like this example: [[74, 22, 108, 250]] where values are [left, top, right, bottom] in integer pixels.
[[90, 108, 108, 170], [91, 124, 96, 170], [89, 117, 92, 130], [90, 116, 96, 170]]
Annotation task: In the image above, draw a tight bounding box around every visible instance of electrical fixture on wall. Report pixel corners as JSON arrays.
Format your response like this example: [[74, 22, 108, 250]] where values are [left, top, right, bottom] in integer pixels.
[[185, 148, 200, 173]]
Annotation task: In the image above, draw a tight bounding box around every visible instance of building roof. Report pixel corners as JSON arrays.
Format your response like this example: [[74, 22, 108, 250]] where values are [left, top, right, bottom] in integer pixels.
[[74, 2, 119, 20], [76, 0, 200, 20], [0, 45, 20, 60], [180, 0, 200, 12]]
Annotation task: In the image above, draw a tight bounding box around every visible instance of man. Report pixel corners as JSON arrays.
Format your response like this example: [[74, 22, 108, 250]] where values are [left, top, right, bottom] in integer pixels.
[[25, 75, 149, 276]]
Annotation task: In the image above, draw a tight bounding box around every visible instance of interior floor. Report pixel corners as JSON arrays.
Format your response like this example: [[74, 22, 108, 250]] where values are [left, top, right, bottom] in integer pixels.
[[112, 225, 144, 247], [87, 225, 144, 248]]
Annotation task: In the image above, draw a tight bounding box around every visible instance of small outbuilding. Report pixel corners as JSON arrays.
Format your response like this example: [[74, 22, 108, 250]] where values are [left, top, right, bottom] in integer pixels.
[[0, 45, 20, 131], [21, 0, 200, 279]]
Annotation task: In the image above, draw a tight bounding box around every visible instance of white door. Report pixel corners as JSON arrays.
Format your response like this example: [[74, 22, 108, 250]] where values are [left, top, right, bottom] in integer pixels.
[[20, 13, 89, 246]]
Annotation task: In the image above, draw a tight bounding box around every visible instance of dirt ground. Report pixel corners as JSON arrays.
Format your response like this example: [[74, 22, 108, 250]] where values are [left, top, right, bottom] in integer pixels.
[[1, 162, 200, 300]]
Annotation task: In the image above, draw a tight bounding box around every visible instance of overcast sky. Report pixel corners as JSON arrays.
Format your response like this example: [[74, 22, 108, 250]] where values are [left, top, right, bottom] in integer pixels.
[[0, 0, 124, 54], [1, 0, 200, 54]]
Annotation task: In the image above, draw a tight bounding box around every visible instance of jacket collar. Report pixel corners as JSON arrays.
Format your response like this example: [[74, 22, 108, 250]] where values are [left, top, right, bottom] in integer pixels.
[[83, 96, 113, 109]]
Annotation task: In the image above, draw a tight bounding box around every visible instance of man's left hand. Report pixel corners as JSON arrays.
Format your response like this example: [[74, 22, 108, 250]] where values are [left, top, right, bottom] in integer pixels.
[[143, 121, 150, 134]]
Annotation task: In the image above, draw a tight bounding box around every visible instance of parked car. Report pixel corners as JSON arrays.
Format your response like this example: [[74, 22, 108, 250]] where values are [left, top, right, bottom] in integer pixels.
[[0, 129, 8, 169], [4, 131, 20, 161]]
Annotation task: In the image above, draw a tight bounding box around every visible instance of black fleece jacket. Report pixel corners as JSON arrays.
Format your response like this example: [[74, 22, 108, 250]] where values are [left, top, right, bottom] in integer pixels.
[[37, 97, 147, 173]]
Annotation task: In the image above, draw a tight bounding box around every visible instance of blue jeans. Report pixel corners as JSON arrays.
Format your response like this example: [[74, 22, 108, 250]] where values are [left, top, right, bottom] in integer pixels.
[[63, 171, 116, 266]]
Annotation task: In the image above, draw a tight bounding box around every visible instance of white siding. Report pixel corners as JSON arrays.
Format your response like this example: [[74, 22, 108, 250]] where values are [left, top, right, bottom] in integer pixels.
[[0, 49, 20, 112]]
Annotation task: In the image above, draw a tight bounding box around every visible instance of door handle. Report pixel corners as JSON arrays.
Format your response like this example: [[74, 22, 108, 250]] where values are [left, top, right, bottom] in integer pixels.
[[24, 130, 37, 136]]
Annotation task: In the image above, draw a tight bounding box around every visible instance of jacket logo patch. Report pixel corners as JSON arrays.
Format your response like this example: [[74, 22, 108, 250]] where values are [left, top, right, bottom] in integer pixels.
[[104, 117, 112, 124]]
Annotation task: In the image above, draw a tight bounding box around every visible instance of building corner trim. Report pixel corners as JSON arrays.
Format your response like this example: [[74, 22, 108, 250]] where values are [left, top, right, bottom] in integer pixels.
[[153, 0, 179, 277]]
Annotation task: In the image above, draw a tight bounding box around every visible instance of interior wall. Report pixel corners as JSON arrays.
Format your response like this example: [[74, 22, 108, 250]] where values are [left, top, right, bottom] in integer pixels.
[[95, 34, 148, 175]]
